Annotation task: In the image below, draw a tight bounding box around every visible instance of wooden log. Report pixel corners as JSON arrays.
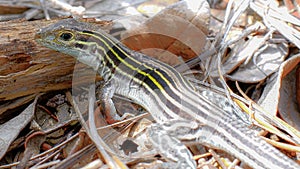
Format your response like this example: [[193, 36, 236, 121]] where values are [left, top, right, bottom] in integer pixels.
[[0, 18, 109, 102]]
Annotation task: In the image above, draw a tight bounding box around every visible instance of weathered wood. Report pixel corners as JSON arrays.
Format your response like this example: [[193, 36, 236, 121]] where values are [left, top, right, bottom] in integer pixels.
[[0, 19, 108, 102], [0, 4, 28, 15]]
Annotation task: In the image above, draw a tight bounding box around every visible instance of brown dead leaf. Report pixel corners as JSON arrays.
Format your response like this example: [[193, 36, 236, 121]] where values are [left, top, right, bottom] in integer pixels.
[[121, 0, 210, 66], [0, 94, 40, 160], [17, 132, 46, 168], [212, 35, 288, 83], [228, 37, 288, 83], [259, 54, 300, 130], [278, 60, 300, 131]]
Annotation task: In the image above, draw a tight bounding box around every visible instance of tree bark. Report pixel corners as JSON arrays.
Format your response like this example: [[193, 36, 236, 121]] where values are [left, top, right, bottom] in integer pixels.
[[0, 18, 108, 105]]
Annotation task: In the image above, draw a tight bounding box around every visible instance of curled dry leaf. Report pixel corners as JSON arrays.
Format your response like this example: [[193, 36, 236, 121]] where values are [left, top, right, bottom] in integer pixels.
[[0, 95, 39, 160], [278, 58, 300, 131], [259, 54, 300, 131], [228, 36, 288, 83], [121, 0, 210, 66], [213, 35, 288, 83], [18, 132, 46, 168]]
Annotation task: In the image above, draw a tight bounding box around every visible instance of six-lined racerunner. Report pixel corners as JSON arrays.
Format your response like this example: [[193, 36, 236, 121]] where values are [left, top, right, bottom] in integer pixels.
[[35, 19, 300, 169]]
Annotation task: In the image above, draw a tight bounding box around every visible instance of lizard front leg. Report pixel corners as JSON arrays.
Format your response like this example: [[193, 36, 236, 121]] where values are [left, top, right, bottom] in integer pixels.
[[96, 80, 121, 124], [96, 80, 132, 124]]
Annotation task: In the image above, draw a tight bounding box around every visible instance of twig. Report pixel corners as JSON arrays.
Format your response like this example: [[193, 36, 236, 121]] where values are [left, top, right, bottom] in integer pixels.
[[48, 0, 85, 16]]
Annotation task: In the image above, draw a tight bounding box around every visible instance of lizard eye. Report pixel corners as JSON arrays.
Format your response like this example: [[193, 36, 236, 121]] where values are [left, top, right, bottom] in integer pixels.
[[59, 32, 73, 41]]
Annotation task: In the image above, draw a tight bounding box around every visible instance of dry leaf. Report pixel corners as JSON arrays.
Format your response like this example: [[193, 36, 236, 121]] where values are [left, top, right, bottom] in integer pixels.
[[17, 132, 46, 168], [121, 0, 210, 66], [0, 95, 39, 159], [227, 37, 288, 83], [259, 54, 300, 131]]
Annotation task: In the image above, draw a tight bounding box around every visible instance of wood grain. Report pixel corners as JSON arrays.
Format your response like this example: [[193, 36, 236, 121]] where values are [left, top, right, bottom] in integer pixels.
[[0, 19, 108, 102]]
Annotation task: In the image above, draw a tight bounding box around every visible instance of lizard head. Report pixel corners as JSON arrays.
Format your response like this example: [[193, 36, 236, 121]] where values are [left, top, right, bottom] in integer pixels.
[[35, 18, 115, 71]]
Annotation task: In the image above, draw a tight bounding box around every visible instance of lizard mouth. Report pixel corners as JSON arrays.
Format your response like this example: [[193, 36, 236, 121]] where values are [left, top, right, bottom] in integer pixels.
[[35, 33, 61, 50], [35, 38, 55, 49]]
